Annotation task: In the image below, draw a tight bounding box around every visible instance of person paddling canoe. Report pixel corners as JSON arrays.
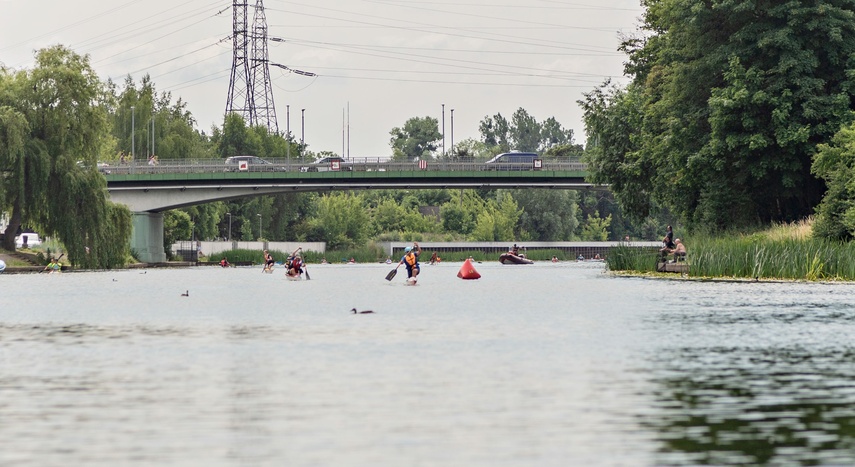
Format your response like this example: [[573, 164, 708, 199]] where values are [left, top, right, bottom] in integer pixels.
[[286, 247, 304, 278]]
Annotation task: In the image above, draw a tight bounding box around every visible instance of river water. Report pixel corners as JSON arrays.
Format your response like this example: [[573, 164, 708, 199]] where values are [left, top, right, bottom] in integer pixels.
[[2, 261, 855, 466]]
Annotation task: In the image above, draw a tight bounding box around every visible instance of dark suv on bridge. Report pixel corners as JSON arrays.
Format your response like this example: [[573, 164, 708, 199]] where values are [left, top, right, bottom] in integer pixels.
[[484, 152, 540, 171]]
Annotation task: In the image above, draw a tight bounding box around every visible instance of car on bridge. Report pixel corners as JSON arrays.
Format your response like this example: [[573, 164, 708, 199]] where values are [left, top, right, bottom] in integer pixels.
[[484, 152, 540, 171], [300, 156, 353, 172], [224, 155, 285, 172]]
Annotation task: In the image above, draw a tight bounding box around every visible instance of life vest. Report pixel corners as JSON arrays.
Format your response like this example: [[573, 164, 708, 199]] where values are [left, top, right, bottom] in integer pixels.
[[404, 252, 417, 267]]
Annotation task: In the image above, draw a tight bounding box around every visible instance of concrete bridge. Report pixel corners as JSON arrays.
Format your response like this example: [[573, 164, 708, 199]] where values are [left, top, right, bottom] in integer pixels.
[[104, 158, 596, 262]]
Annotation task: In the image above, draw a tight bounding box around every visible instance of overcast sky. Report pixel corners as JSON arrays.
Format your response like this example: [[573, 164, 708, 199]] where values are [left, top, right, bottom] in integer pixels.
[[0, 0, 644, 158]]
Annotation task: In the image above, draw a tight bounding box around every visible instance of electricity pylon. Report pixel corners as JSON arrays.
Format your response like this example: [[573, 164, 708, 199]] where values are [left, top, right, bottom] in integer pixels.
[[225, 0, 278, 133]]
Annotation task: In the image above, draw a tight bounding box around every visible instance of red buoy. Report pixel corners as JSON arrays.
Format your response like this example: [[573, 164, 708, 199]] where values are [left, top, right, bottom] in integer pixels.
[[457, 258, 481, 280]]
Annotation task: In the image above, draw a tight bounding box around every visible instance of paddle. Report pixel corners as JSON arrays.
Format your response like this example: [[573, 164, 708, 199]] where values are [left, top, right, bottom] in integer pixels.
[[304, 264, 310, 280], [385, 266, 398, 281]]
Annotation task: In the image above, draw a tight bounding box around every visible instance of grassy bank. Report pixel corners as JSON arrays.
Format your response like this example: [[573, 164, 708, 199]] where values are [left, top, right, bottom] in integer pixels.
[[608, 219, 855, 281]]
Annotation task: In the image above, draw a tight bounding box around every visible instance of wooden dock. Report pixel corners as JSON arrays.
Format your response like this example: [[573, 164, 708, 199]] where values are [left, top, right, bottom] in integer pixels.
[[657, 261, 689, 274]]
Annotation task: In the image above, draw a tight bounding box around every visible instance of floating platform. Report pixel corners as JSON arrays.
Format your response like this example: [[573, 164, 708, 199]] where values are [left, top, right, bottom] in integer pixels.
[[657, 261, 689, 274]]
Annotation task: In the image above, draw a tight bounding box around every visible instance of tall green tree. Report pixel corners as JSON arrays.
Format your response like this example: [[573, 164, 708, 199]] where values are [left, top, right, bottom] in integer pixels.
[[579, 211, 612, 241], [0, 46, 132, 266], [479, 108, 577, 154], [219, 113, 263, 158], [540, 117, 576, 151], [309, 193, 371, 249], [390, 116, 442, 161], [812, 122, 855, 239], [510, 108, 542, 152], [109, 74, 211, 162], [439, 190, 485, 236], [479, 113, 511, 152], [579, 82, 650, 220], [583, 0, 855, 230], [470, 192, 522, 241], [503, 189, 579, 241]]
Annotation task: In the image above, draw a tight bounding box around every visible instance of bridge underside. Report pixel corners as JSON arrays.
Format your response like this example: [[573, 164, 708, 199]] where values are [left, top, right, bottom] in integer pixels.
[[107, 171, 599, 262]]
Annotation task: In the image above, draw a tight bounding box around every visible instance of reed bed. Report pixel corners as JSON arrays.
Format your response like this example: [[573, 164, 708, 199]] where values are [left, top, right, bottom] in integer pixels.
[[689, 237, 855, 280], [607, 223, 855, 281]]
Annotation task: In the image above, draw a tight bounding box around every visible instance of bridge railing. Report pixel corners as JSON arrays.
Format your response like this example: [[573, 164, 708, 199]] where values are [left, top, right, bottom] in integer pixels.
[[103, 158, 587, 175]]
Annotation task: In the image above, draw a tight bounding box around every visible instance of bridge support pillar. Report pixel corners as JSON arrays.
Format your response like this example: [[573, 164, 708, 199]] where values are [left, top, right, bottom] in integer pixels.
[[131, 212, 167, 263]]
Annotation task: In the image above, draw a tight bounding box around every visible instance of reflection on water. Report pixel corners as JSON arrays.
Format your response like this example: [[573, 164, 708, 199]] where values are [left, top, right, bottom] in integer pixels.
[[644, 346, 855, 465], [1, 265, 855, 465], [640, 281, 855, 465]]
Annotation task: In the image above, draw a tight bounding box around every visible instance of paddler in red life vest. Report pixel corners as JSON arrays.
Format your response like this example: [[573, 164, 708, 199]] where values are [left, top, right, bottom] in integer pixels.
[[398, 242, 422, 279], [286, 247, 304, 277]]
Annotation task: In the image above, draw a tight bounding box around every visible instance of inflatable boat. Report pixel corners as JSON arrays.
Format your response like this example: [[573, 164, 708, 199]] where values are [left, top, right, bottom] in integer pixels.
[[499, 253, 534, 264]]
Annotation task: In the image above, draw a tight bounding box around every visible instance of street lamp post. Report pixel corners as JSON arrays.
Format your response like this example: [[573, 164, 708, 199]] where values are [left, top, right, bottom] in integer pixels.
[[257, 214, 262, 240], [301, 108, 305, 144], [286, 105, 290, 166], [226, 212, 232, 242], [441, 104, 445, 158], [151, 109, 155, 158], [450, 109, 455, 156], [131, 106, 135, 161]]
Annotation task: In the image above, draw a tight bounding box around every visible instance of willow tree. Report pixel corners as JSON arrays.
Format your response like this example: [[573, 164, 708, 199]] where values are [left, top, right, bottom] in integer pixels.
[[0, 46, 131, 267]]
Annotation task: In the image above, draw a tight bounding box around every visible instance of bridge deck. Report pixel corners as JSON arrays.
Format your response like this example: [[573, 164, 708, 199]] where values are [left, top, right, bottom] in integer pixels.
[[105, 159, 593, 191]]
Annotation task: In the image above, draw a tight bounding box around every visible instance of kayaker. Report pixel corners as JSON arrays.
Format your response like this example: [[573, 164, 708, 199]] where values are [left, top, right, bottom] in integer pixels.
[[398, 242, 422, 280], [44, 257, 61, 273], [263, 250, 274, 272]]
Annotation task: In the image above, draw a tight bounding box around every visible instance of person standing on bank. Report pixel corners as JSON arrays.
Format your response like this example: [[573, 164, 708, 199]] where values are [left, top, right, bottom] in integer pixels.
[[660, 225, 675, 257], [397, 242, 422, 280]]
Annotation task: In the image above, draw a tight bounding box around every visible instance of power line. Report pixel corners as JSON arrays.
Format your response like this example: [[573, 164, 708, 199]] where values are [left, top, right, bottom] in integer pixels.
[[265, 4, 621, 54], [0, 0, 146, 54], [91, 3, 227, 64], [277, 37, 617, 81]]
